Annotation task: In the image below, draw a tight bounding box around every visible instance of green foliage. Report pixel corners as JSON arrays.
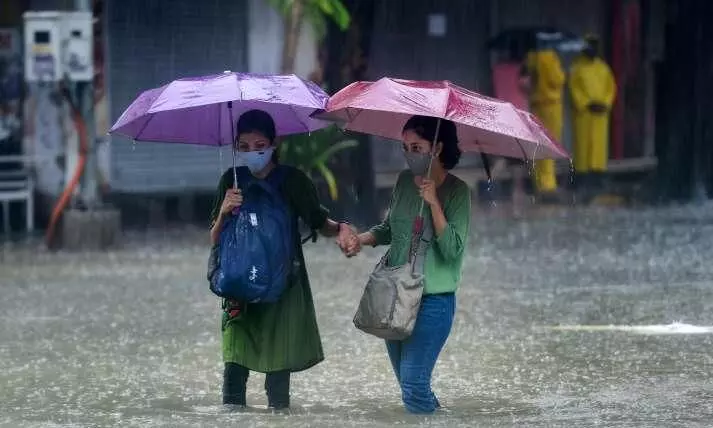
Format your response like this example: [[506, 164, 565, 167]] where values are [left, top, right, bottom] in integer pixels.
[[278, 125, 358, 200], [266, 0, 351, 40]]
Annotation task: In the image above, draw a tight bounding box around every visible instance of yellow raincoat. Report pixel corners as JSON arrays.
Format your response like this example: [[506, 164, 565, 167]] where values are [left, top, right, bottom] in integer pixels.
[[526, 49, 565, 192], [569, 55, 616, 173]]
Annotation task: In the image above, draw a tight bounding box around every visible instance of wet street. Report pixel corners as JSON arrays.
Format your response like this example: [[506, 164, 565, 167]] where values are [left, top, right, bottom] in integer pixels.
[[2, 204, 713, 427]]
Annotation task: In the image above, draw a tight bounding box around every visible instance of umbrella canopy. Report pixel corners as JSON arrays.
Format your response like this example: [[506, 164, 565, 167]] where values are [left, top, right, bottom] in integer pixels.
[[318, 78, 570, 160], [109, 72, 331, 146]]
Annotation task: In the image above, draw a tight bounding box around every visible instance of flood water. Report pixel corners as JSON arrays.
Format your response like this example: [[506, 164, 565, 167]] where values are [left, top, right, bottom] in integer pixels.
[[2, 204, 713, 427]]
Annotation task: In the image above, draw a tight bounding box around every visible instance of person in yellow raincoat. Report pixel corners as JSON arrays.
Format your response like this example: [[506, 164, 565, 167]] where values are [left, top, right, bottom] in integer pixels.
[[525, 47, 565, 197], [569, 35, 616, 192]]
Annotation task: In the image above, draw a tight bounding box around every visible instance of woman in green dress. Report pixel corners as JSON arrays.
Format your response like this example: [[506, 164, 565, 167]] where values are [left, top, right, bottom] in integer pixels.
[[209, 109, 355, 409]]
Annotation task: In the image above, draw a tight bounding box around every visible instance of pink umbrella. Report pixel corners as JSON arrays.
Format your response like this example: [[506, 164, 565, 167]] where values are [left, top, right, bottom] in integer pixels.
[[318, 77, 570, 160]]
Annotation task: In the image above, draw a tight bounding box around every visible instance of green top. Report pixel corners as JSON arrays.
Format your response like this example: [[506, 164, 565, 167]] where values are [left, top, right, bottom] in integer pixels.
[[370, 170, 471, 294], [210, 165, 327, 373]]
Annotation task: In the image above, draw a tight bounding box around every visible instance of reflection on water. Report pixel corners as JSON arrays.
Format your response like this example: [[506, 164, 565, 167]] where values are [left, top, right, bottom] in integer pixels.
[[2, 204, 713, 427], [549, 322, 713, 335]]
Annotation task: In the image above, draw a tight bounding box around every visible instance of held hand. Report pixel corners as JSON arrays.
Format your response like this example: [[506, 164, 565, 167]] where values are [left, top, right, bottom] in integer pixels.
[[220, 188, 243, 215], [344, 234, 362, 257], [419, 179, 439, 207], [336, 225, 361, 257]]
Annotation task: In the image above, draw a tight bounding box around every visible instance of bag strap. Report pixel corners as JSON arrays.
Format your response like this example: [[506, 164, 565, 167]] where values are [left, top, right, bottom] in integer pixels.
[[245, 165, 316, 246], [233, 165, 286, 203], [411, 174, 457, 275]]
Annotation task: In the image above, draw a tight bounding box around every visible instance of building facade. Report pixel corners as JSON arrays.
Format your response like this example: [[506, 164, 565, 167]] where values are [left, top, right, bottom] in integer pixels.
[[366, 0, 662, 184]]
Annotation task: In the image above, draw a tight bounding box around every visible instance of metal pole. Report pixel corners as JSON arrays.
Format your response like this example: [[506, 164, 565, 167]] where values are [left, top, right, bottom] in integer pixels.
[[75, 0, 98, 207], [228, 101, 238, 189], [416, 118, 442, 218]]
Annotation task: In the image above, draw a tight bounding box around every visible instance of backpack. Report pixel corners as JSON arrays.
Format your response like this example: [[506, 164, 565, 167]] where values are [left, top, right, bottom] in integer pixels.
[[209, 166, 295, 303]]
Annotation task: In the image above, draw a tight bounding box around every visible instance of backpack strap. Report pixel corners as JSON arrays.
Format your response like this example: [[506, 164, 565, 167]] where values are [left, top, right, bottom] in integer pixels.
[[236, 165, 319, 245], [234, 165, 285, 204], [274, 165, 320, 245]]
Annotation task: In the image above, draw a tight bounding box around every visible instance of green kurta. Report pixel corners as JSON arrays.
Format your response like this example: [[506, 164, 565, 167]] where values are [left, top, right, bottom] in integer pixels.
[[210, 166, 328, 373], [370, 170, 471, 294]]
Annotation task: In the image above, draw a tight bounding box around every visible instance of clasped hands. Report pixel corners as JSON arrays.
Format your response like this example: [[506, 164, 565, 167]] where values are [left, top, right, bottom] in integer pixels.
[[336, 224, 361, 258]]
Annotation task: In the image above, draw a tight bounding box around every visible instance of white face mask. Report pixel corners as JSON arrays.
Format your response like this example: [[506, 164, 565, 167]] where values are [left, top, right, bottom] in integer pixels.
[[239, 147, 274, 173]]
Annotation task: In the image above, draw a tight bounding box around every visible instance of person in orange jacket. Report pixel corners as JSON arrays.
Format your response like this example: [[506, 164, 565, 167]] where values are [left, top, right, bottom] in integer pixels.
[[525, 46, 565, 200], [569, 34, 616, 196]]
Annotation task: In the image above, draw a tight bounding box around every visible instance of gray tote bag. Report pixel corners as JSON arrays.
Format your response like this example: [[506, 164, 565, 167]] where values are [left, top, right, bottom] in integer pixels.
[[352, 220, 432, 340], [353, 174, 454, 341]]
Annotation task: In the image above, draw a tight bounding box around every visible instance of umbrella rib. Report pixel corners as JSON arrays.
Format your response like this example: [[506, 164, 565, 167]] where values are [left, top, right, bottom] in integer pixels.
[[515, 138, 529, 161], [442, 83, 453, 120], [346, 107, 365, 124], [135, 113, 157, 142], [288, 104, 311, 134], [217, 102, 223, 146]]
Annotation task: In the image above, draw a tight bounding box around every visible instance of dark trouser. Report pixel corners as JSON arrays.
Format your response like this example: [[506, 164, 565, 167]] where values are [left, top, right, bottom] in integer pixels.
[[223, 363, 290, 408], [385, 293, 456, 414]]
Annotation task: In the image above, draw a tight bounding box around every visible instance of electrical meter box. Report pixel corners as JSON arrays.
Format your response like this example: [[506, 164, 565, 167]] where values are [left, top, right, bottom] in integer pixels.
[[23, 11, 62, 82], [61, 11, 94, 82], [23, 11, 93, 82]]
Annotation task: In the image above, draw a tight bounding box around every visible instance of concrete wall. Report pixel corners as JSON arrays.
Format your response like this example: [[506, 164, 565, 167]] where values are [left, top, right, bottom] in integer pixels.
[[367, 0, 493, 174], [106, 0, 250, 194], [247, 0, 317, 78]]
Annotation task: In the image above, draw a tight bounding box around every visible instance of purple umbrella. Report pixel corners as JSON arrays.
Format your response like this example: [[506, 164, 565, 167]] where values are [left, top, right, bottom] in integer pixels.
[[110, 72, 331, 145], [109, 71, 331, 187]]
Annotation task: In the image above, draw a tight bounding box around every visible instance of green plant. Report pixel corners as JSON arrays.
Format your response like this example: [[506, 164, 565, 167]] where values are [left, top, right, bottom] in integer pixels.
[[266, 0, 351, 73], [278, 125, 358, 200], [266, 0, 350, 40]]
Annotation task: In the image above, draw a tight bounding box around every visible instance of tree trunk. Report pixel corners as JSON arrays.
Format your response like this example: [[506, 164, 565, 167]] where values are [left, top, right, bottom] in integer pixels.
[[280, 0, 306, 74]]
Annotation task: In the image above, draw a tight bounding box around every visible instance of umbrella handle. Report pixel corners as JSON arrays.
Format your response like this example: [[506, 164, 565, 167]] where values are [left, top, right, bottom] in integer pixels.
[[416, 118, 442, 218], [228, 101, 241, 215], [228, 101, 239, 190]]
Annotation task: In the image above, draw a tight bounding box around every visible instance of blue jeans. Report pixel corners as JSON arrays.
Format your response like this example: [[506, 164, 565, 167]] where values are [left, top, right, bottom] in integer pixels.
[[385, 293, 456, 414]]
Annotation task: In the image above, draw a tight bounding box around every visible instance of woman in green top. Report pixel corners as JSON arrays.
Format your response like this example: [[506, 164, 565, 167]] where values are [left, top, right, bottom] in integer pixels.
[[343, 115, 471, 413], [210, 109, 355, 410]]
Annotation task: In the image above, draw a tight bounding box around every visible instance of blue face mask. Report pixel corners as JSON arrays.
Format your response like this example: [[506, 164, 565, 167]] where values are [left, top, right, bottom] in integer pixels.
[[239, 147, 274, 173]]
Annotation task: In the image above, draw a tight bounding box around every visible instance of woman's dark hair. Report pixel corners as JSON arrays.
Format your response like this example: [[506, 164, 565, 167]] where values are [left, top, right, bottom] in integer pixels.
[[236, 109, 276, 142], [402, 115, 461, 170], [236, 109, 279, 162]]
